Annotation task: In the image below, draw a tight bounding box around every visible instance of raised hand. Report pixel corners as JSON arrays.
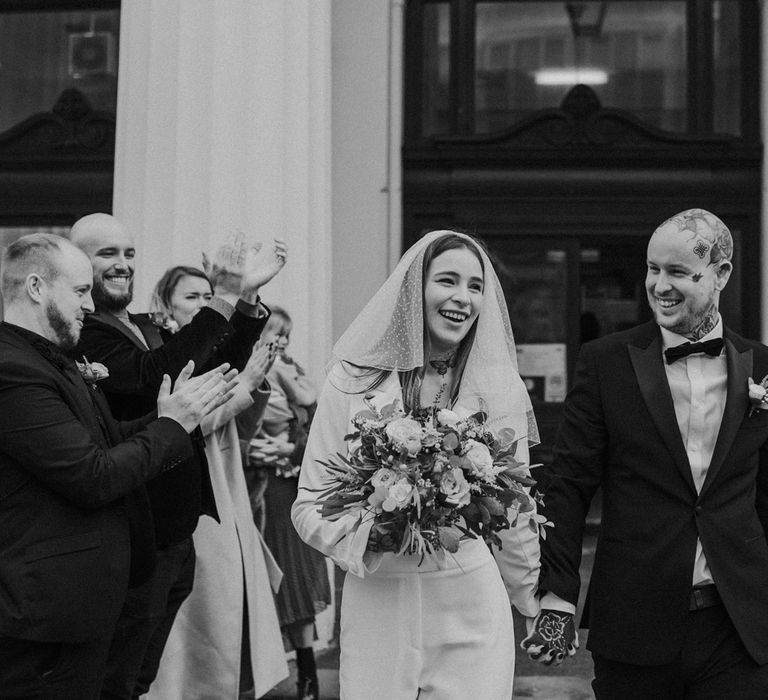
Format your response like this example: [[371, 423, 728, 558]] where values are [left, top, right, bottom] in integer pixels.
[[520, 609, 579, 666], [157, 361, 239, 432], [238, 238, 287, 302], [205, 230, 248, 297], [205, 232, 287, 303]]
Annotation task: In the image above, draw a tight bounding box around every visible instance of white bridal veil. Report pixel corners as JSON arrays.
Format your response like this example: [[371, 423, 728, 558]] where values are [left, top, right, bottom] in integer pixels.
[[331, 230, 539, 446]]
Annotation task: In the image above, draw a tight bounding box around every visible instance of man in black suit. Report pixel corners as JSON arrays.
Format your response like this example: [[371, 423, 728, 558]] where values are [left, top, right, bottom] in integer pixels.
[[0, 233, 234, 699], [70, 213, 286, 699], [522, 209, 768, 698]]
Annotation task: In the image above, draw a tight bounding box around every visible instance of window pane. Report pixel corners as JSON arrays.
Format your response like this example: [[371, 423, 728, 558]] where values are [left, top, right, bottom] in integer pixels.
[[493, 246, 569, 403], [422, 2, 451, 135], [475, 1, 687, 133], [712, 0, 741, 135], [0, 9, 119, 135]]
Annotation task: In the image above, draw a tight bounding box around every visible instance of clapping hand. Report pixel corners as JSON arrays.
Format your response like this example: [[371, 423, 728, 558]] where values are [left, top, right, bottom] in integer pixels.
[[238, 238, 287, 302], [240, 342, 276, 392], [157, 361, 238, 433], [248, 434, 294, 464], [520, 609, 579, 666], [203, 230, 287, 303]]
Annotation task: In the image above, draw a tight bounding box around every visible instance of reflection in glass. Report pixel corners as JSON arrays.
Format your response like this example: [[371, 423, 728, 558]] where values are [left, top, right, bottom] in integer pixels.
[[474, 1, 687, 133], [490, 246, 568, 344], [0, 10, 119, 134], [421, 2, 451, 135], [490, 245, 569, 402]]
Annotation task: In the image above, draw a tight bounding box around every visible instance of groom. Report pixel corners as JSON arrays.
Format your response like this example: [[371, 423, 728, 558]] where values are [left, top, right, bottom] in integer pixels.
[[522, 209, 768, 697]]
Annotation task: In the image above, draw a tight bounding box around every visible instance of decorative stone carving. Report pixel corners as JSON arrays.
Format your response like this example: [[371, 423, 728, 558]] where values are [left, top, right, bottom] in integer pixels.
[[0, 88, 115, 158]]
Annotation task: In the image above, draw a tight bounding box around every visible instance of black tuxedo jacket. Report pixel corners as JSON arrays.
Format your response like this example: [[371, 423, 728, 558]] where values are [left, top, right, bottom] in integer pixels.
[[74, 304, 267, 550], [540, 321, 768, 665], [0, 324, 193, 643]]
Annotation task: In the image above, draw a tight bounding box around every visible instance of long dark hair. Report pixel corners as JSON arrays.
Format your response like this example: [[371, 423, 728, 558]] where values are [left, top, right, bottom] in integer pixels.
[[343, 231, 487, 410]]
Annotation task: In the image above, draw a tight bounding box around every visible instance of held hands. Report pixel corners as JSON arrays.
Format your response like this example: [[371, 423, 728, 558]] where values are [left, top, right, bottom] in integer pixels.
[[520, 609, 579, 666], [157, 361, 239, 433]]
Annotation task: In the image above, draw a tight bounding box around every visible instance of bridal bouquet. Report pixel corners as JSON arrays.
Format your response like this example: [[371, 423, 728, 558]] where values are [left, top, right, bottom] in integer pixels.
[[315, 397, 549, 557]]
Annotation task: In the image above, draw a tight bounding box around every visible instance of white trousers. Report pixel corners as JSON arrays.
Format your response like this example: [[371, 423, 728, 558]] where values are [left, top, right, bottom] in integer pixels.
[[339, 543, 515, 700]]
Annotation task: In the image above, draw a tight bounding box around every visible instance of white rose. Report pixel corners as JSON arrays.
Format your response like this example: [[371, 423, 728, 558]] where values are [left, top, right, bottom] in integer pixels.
[[436, 409, 460, 428], [439, 468, 471, 507], [382, 478, 414, 512], [385, 417, 423, 456], [371, 468, 397, 489], [463, 439, 495, 478]]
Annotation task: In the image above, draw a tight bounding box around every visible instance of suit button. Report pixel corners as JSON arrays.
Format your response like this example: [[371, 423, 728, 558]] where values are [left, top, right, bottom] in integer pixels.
[[695, 506, 703, 515]]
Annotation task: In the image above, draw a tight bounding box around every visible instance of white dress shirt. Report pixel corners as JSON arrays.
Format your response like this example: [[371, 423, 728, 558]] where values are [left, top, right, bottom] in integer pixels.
[[660, 318, 726, 587]]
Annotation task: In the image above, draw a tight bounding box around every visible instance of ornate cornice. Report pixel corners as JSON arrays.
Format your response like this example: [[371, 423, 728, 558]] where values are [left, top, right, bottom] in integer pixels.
[[431, 85, 742, 149], [0, 88, 115, 161]]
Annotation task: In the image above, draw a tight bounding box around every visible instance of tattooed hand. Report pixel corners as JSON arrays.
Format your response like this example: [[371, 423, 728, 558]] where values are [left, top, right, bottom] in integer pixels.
[[520, 609, 579, 666]]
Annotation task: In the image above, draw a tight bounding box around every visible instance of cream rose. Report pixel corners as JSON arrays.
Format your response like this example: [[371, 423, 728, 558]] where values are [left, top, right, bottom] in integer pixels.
[[385, 417, 423, 456], [463, 439, 495, 478], [439, 468, 471, 507], [382, 478, 415, 512], [371, 468, 397, 489], [436, 408, 460, 428]]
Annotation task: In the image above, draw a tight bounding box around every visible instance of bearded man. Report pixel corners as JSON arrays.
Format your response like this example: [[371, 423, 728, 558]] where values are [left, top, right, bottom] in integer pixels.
[[522, 209, 768, 698], [71, 213, 286, 700], [0, 233, 234, 699]]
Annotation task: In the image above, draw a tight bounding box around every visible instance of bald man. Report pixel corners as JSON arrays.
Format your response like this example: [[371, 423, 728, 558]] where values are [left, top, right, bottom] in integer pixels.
[[0, 234, 234, 699], [70, 214, 286, 699], [522, 209, 768, 697]]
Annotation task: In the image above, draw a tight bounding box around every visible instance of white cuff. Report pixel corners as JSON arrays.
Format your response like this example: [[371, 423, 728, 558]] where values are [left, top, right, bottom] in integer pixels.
[[540, 592, 576, 615]]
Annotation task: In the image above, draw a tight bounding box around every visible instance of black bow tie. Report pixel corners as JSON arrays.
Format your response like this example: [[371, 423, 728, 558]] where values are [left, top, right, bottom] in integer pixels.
[[664, 337, 724, 364]]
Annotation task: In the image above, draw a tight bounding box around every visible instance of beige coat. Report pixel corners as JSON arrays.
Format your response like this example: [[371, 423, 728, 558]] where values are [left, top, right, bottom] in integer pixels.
[[147, 383, 288, 700]]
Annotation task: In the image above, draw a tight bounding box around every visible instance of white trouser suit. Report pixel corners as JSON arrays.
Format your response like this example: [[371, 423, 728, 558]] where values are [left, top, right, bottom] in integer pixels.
[[292, 369, 540, 700]]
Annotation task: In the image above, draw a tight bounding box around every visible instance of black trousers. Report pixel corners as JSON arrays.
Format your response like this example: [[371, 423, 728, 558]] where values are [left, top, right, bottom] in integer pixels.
[[100, 538, 195, 700], [592, 602, 768, 700], [0, 635, 110, 700]]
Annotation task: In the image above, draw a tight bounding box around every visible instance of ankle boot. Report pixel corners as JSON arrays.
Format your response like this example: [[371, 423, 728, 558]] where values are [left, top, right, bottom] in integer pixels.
[[295, 647, 319, 700], [296, 675, 318, 700]]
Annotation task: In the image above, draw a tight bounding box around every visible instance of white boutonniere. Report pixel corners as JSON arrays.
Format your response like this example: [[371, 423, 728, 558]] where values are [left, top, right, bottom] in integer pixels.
[[149, 312, 179, 334], [747, 375, 768, 417], [77, 356, 110, 390]]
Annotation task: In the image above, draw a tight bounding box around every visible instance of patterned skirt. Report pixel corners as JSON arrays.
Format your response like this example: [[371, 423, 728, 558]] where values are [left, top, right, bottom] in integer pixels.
[[264, 473, 332, 628]]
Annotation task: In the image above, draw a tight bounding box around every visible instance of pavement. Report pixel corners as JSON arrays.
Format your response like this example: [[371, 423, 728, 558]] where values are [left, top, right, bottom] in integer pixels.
[[263, 648, 594, 700], [263, 534, 598, 700]]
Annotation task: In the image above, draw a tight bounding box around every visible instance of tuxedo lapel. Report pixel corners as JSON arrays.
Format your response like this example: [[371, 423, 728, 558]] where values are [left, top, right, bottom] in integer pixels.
[[88, 310, 148, 351], [131, 314, 164, 350], [628, 331, 697, 494], [699, 334, 752, 497]]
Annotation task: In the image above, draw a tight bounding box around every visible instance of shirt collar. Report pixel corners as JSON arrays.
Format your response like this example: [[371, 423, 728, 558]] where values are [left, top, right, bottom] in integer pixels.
[[660, 315, 723, 351]]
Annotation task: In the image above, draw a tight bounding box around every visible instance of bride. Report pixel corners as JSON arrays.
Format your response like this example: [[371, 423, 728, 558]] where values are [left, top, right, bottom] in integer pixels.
[[292, 230, 541, 699]]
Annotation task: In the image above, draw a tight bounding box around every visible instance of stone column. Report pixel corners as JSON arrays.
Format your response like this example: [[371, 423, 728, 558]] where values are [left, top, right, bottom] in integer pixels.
[[113, 0, 332, 380]]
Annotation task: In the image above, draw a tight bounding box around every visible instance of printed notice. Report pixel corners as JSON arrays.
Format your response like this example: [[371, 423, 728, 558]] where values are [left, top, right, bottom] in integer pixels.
[[515, 343, 567, 403]]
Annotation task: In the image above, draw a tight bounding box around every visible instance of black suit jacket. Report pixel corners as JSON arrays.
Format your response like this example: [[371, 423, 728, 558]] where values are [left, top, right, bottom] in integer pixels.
[[0, 324, 193, 643], [74, 304, 267, 550], [540, 321, 768, 665]]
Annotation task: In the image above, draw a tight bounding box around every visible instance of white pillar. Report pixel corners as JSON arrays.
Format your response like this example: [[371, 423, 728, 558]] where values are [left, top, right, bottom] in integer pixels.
[[330, 0, 402, 341], [113, 0, 333, 383]]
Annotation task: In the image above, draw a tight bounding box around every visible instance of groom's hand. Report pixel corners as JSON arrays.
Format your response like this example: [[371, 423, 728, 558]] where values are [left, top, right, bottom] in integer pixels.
[[520, 609, 579, 666]]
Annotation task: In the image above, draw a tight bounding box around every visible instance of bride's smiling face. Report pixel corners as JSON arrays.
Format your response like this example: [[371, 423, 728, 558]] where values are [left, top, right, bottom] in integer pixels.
[[423, 246, 484, 355]]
